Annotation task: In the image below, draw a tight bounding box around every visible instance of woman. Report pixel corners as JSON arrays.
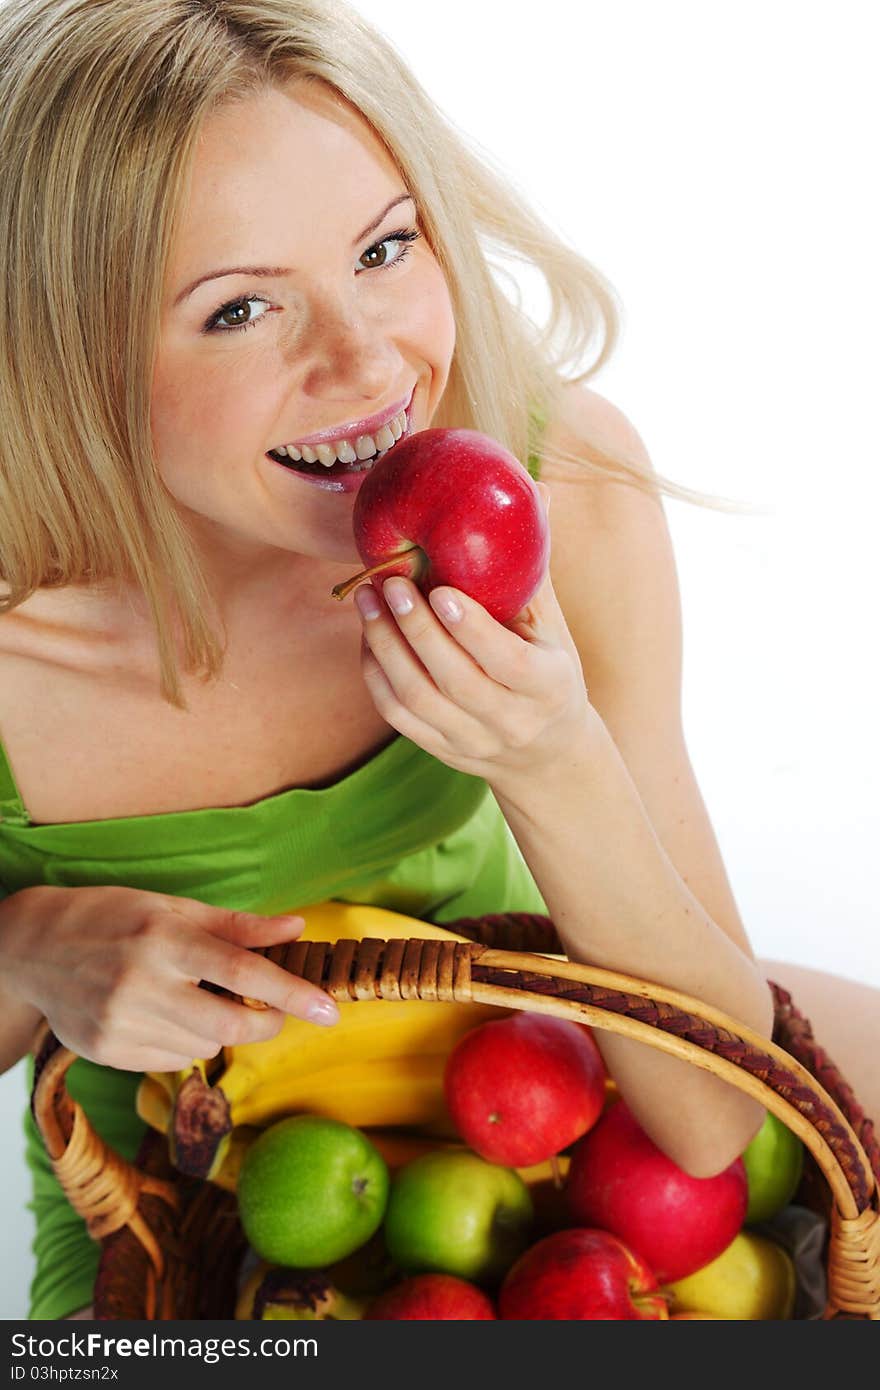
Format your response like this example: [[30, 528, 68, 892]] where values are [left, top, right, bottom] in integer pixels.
[[0, 0, 873, 1321]]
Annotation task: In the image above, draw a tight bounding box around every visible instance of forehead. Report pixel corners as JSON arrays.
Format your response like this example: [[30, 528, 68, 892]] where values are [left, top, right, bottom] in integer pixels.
[[185, 79, 400, 211]]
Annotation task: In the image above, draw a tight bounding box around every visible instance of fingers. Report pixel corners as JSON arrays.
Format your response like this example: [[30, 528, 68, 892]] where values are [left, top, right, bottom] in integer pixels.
[[135, 1021, 229, 1062], [183, 907, 307, 948], [188, 990, 291, 1048], [360, 633, 459, 754], [155, 901, 338, 1027], [356, 577, 529, 708], [362, 574, 551, 698], [137, 1047, 221, 1072], [357, 579, 484, 714], [190, 933, 339, 1026]]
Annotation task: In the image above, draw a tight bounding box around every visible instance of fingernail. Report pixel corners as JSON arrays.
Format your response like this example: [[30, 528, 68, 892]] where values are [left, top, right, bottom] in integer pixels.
[[429, 589, 463, 623], [354, 585, 382, 620], [383, 578, 414, 615], [307, 996, 339, 1026]]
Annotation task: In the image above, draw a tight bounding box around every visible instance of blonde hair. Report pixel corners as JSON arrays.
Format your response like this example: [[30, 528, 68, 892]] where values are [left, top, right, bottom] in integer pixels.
[[0, 0, 717, 707]]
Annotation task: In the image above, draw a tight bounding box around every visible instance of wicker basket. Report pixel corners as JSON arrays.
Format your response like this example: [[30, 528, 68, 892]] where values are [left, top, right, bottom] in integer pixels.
[[29, 912, 879, 1320]]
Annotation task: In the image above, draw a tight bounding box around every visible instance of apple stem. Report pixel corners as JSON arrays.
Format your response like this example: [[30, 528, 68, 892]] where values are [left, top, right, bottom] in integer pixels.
[[330, 546, 424, 602], [549, 1153, 564, 1190]]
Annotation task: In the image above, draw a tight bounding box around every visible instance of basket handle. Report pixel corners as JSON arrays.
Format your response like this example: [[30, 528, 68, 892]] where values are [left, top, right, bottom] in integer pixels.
[[30, 914, 879, 1319]]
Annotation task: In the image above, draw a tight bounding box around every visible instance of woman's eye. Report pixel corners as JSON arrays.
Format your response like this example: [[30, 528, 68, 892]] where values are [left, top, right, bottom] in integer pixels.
[[203, 229, 420, 334], [204, 295, 271, 334], [358, 228, 421, 273]]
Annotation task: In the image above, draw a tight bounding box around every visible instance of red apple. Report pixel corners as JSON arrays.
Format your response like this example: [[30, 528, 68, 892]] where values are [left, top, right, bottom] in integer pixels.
[[444, 1015, 607, 1167], [499, 1228, 668, 1320], [566, 1100, 748, 1283], [364, 1273, 497, 1320], [331, 427, 550, 623]]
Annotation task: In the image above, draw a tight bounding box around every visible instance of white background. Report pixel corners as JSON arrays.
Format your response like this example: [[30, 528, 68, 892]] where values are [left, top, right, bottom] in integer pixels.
[[2, 0, 877, 1318]]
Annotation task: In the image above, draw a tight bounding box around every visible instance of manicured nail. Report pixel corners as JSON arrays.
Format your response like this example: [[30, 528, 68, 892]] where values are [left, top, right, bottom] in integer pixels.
[[307, 996, 339, 1026], [384, 579, 414, 615], [430, 589, 463, 623], [354, 585, 382, 620]]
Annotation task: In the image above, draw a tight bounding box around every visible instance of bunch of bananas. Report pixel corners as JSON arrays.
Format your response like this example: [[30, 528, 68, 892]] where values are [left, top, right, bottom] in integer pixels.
[[136, 901, 515, 1188]]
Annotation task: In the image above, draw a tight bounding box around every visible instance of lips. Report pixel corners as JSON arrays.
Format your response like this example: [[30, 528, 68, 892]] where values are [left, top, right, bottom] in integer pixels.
[[267, 400, 413, 482], [285, 391, 414, 451]]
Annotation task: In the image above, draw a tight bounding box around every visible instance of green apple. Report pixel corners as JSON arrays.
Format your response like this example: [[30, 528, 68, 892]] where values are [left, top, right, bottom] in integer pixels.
[[742, 1111, 804, 1225], [384, 1150, 533, 1285], [237, 1115, 389, 1267]]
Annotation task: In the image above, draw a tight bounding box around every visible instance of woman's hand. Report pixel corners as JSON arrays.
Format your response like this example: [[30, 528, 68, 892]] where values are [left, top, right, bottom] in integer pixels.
[[0, 885, 338, 1073], [354, 488, 597, 791]]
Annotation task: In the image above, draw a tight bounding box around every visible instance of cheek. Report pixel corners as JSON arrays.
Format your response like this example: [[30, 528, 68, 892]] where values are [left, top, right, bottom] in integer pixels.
[[150, 343, 276, 479], [410, 259, 456, 368], [149, 360, 192, 491]]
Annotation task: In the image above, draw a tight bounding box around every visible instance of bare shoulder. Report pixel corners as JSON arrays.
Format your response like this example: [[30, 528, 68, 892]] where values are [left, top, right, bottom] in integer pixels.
[[542, 381, 656, 489], [539, 381, 682, 715]]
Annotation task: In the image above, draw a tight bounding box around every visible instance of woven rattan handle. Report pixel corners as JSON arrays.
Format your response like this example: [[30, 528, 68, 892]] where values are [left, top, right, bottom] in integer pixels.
[[30, 911, 880, 1319]]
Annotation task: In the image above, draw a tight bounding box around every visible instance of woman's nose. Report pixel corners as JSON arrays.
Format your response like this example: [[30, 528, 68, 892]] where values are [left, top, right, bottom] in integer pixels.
[[297, 295, 400, 403]]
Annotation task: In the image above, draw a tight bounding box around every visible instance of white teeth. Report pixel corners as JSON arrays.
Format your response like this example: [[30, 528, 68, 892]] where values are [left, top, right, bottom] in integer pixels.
[[273, 406, 410, 467], [355, 433, 379, 461]]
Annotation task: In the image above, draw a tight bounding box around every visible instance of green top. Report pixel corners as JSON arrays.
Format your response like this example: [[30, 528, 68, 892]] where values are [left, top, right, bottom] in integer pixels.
[[3, 733, 547, 1319], [2, 428, 547, 1320]]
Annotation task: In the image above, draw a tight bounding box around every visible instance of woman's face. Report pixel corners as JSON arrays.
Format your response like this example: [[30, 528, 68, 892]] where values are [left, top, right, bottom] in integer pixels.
[[152, 80, 456, 584]]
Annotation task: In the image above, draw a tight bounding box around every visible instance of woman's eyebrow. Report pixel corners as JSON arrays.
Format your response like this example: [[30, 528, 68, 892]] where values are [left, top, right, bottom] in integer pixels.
[[355, 192, 414, 244], [173, 192, 415, 307]]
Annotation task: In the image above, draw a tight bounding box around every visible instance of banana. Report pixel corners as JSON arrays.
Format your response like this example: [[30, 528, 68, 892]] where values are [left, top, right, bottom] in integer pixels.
[[231, 1052, 457, 1132], [135, 1074, 173, 1133], [145, 902, 517, 1178], [214, 997, 497, 1116], [208, 1125, 262, 1193]]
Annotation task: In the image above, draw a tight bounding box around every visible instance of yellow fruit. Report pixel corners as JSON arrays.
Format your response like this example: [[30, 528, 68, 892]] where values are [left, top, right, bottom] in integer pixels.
[[231, 1052, 455, 1132], [144, 902, 515, 1177], [135, 1074, 173, 1133], [665, 1231, 797, 1320], [217, 998, 494, 1120], [670, 1311, 735, 1319], [515, 1154, 571, 1186], [208, 1126, 262, 1193]]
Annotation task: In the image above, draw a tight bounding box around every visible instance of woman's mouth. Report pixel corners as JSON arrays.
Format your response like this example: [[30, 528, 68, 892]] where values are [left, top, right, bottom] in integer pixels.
[[266, 402, 412, 492]]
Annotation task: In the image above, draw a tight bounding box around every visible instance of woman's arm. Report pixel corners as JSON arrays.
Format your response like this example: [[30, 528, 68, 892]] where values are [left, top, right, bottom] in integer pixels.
[[490, 383, 773, 1177], [491, 716, 773, 1178]]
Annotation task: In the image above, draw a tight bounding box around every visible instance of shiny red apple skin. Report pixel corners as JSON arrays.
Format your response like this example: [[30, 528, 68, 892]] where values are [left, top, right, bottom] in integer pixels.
[[498, 1228, 668, 1320], [444, 1015, 607, 1167], [351, 428, 550, 623], [364, 1273, 497, 1320], [566, 1100, 748, 1283]]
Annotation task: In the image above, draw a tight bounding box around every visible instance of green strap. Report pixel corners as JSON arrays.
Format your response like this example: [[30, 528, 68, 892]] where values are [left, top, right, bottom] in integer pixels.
[[526, 400, 548, 481], [0, 737, 29, 827]]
